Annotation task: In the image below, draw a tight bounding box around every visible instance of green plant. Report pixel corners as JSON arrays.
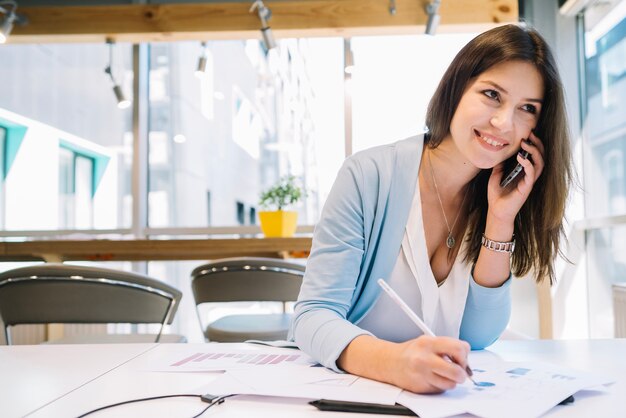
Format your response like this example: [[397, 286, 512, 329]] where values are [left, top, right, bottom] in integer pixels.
[[259, 175, 305, 211]]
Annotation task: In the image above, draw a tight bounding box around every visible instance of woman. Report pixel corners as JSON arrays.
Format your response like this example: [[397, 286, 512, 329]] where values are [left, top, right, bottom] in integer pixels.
[[290, 24, 574, 394]]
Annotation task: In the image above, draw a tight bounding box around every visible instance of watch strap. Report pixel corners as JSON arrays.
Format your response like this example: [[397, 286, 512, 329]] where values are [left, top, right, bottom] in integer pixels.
[[481, 233, 515, 254]]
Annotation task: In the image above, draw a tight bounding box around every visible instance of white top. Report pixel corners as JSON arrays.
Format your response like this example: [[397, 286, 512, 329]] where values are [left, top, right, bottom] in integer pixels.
[[357, 172, 471, 342]]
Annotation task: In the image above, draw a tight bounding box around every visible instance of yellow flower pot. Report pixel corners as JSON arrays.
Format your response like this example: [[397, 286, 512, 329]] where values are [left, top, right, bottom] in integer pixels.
[[259, 210, 298, 237]]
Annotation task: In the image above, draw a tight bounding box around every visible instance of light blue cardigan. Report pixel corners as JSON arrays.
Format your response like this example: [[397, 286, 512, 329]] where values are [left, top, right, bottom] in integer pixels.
[[290, 135, 511, 371]]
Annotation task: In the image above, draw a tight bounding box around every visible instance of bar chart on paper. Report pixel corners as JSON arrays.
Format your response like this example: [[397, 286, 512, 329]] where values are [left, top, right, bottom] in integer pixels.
[[398, 360, 614, 418], [173, 352, 303, 367], [150, 346, 317, 372]]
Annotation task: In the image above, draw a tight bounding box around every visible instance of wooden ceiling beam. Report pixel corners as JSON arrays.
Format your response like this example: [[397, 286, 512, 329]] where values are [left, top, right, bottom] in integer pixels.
[[9, 0, 518, 43]]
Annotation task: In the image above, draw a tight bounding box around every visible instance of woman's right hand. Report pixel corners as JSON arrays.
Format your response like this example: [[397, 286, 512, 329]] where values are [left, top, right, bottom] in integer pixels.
[[390, 335, 471, 393], [338, 334, 471, 394]]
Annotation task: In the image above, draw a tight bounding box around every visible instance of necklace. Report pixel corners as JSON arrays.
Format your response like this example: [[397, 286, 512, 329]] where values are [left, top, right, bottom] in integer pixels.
[[427, 149, 469, 249]]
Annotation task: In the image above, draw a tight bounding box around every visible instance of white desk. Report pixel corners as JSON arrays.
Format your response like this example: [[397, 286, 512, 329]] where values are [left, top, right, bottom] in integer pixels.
[[0, 343, 155, 418], [3, 339, 624, 418]]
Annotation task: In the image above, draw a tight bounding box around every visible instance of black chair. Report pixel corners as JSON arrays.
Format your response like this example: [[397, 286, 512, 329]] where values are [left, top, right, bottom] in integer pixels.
[[0, 264, 185, 345], [191, 257, 305, 342]]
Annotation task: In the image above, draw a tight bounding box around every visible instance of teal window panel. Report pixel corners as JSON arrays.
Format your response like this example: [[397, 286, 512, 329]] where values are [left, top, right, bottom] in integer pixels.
[[59, 139, 111, 197], [0, 117, 28, 180]]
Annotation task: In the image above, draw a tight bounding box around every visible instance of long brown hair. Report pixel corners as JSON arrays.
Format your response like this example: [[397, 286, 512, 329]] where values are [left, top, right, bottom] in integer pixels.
[[425, 24, 573, 285]]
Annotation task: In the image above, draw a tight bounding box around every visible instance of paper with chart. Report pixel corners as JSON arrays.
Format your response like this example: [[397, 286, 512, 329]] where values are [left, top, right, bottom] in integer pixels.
[[147, 345, 317, 372], [149, 344, 401, 404], [146, 345, 613, 415], [398, 359, 615, 418], [198, 364, 403, 405]]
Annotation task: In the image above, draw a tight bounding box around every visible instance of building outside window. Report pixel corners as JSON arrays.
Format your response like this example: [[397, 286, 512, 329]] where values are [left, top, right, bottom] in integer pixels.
[[0, 43, 132, 232], [58, 147, 95, 229], [581, 0, 626, 337], [0, 126, 5, 230]]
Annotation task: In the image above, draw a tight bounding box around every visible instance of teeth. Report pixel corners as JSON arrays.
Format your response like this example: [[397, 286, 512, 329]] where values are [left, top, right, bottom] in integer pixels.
[[478, 134, 504, 147]]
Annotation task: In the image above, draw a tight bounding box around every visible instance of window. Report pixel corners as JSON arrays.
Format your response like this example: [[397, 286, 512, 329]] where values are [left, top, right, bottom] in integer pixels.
[[58, 147, 95, 229], [0, 127, 5, 229], [146, 39, 342, 229], [236, 201, 245, 225], [0, 33, 481, 342], [581, 0, 626, 337], [206, 190, 212, 226], [0, 43, 133, 231], [583, 3, 626, 218], [0, 36, 477, 234], [249, 206, 257, 225], [350, 34, 476, 153], [58, 147, 75, 228], [145, 35, 476, 230]]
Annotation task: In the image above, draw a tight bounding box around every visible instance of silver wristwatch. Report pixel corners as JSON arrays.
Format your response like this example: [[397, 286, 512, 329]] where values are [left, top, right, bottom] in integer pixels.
[[481, 234, 515, 254]]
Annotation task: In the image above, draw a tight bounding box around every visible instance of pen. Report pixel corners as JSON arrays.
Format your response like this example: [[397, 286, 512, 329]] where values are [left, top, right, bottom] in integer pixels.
[[377, 278, 477, 385]]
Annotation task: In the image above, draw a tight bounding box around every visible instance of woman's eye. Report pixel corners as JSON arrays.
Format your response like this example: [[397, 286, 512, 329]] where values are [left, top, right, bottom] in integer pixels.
[[482, 89, 499, 101], [521, 104, 537, 114]]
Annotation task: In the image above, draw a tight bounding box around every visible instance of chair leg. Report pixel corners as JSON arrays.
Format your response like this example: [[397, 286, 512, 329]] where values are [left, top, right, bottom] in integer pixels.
[[156, 298, 176, 343], [155, 322, 165, 343], [4, 326, 12, 346]]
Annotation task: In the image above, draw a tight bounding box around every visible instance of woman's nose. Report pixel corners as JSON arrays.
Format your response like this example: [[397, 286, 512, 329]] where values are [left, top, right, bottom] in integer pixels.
[[490, 107, 515, 132]]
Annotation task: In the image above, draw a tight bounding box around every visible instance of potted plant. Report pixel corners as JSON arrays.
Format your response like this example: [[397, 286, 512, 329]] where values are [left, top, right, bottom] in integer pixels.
[[258, 175, 305, 237]]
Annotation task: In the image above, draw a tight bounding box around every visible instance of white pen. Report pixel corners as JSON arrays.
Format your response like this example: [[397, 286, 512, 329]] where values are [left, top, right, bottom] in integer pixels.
[[377, 278, 477, 384]]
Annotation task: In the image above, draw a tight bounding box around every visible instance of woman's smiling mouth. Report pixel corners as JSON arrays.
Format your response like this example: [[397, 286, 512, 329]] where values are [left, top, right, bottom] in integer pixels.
[[474, 129, 507, 148]]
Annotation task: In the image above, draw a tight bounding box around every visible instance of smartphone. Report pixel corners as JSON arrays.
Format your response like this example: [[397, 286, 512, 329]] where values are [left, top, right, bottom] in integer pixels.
[[500, 149, 529, 188]]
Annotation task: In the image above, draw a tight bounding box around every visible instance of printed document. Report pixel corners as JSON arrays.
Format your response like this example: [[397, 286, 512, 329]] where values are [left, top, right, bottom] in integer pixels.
[[398, 357, 614, 418], [146, 344, 315, 372], [146, 344, 614, 417], [199, 366, 402, 405]]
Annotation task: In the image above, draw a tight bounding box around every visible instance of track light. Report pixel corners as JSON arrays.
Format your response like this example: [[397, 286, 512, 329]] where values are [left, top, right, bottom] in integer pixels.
[[195, 42, 208, 78], [196, 55, 208, 75], [112, 85, 129, 108], [388, 0, 397, 15], [104, 39, 131, 109], [0, 11, 14, 44], [249, 0, 276, 51], [0, 0, 27, 44], [344, 38, 355, 75], [425, 0, 441, 35]]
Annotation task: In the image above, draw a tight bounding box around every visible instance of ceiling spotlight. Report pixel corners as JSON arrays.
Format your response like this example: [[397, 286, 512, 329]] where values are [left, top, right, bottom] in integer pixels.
[[389, 0, 396, 15], [104, 39, 131, 110], [344, 38, 355, 75], [195, 42, 208, 78], [0, 0, 27, 44], [0, 12, 14, 44], [249, 0, 276, 51], [425, 0, 441, 35], [112, 85, 130, 109]]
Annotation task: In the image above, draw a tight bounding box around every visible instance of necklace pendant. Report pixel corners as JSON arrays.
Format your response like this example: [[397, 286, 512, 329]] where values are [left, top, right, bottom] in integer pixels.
[[446, 234, 455, 249]]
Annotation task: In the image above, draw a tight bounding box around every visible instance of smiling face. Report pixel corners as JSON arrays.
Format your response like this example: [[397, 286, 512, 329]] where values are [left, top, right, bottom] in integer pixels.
[[447, 60, 544, 169]]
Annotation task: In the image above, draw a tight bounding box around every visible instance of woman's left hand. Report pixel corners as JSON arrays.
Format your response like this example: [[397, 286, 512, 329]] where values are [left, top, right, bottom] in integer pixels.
[[487, 131, 545, 223]]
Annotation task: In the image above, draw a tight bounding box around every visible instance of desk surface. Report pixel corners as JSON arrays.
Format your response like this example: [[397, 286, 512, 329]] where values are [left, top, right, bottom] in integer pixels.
[[2, 339, 624, 418], [0, 343, 155, 418], [0, 237, 313, 262]]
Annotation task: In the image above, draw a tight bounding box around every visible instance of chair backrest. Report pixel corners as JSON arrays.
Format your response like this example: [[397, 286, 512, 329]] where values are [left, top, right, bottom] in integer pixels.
[[191, 257, 305, 304], [0, 264, 182, 344]]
